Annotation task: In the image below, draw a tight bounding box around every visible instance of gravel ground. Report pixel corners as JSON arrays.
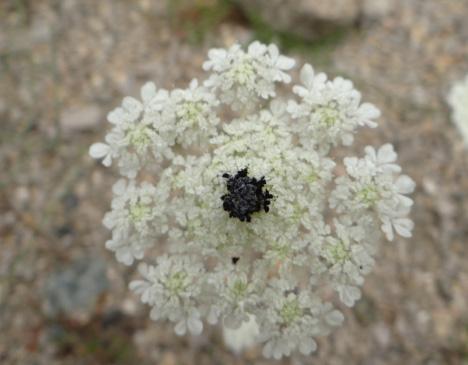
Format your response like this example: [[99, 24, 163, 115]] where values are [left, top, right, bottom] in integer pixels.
[[1, 0, 468, 364]]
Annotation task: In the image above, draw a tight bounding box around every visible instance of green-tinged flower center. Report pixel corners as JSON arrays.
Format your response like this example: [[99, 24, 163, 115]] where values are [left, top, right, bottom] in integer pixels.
[[328, 241, 349, 264], [231, 279, 248, 299], [167, 271, 188, 294], [129, 203, 151, 222], [316, 104, 340, 127], [178, 101, 204, 124], [128, 124, 152, 152], [306, 170, 319, 184], [357, 184, 380, 206], [229, 59, 255, 85], [270, 244, 291, 260], [280, 299, 302, 324]]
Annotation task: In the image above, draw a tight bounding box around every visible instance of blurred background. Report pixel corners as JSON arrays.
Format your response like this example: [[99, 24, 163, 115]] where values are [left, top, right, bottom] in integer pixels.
[[1, 0, 468, 364]]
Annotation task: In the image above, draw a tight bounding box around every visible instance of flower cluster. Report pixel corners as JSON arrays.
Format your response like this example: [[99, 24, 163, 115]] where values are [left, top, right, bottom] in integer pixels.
[[90, 41, 415, 359], [448, 73, 468, 147]]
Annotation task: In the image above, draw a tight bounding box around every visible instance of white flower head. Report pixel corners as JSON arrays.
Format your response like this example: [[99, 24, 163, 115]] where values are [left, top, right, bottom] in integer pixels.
[[169, 79, 220, 148], [318, 217, 377, 307], [89, 82, 173, 178], [288, 64, 380, 153], [103, 178, 170, 265], [331, 144, 415, 241], [256, 279, 343, 359], [130, 255, 205, 335], [203, 42, 295, 111], [90, 41, 414, 358], [448, 73, 468, 146]]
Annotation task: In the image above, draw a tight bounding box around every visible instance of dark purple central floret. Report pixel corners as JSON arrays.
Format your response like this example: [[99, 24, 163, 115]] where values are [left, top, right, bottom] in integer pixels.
[[221, 168, 273, 222]]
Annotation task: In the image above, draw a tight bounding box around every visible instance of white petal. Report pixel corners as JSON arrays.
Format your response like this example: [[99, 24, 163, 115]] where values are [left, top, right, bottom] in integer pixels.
[[340, 285, 361, 307], [129, 279, 146, 293], [122, 97, 143, 121], [377, 143, 397, 163], [107, 108, 124, 124], [122, 96, 142, 112], [112, 179, 127, 195], [104, 238, 116, 250], [326, 310, 344, 326], [394, 218, 414, 237], [89, 142, 110, 159], [141, 82, 157, 104], [102, 154, 112, 167], [189, 78, 198, 90], [248, 41, 266, 56], [116, 248, 134, 265], [174, 320, 187, 336], [267, 43, 278, 58], [203, 49, 226, 70], [299, 337, 317, 355], [102, 212, 115, 230], [273, 343, 287, 360], [364, 145, 377, 161], [381, 219, 395, 241], [276, 55, 295, 70], [187, 317, 203, 335], [300, 64, 315, 89], [292, 85, 309, 98], [360, 102, 381, 120], [396, 175, 416, 194], [399, 195, 414, 207], [344, 156, 358, 171]]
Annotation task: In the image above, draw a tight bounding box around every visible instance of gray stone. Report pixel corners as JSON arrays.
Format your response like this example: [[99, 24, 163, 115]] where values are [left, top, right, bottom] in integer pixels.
[[236, 0, 361, 40], [362, 0, 394, 18], [235, 0, 396, 40], [42, 257, 108, 321]]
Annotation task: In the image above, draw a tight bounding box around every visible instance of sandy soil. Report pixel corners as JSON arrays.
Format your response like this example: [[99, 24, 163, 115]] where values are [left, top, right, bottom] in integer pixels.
[[1, 0, 468, 364]]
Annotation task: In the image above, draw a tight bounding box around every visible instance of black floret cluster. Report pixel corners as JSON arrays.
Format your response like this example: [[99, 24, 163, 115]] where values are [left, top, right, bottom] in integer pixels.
[[221, 168, 273, 222]]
